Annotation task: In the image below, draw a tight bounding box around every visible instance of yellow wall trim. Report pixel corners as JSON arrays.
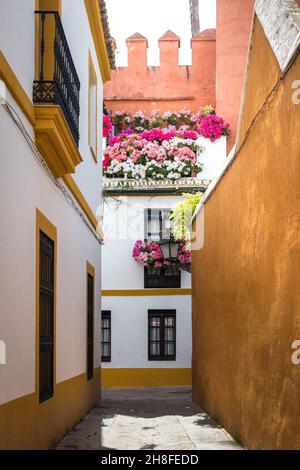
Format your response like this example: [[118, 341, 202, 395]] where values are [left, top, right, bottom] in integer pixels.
[[101, 368, 192, 388], [0, 52, 35, 126], [101, 288, 192, 296], [0, 368, 100, 450], [84, 0, 111, 83], [62, 175, 104, 240], [34, 105, 82, 178], [36, 0, 62, 15]]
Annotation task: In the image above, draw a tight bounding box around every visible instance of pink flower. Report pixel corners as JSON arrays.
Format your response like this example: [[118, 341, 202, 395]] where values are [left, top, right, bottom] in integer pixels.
[[103, 115, 112, 138], [198, 114, 231, 142]]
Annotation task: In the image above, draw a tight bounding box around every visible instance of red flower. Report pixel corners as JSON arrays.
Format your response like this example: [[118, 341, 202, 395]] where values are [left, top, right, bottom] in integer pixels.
[[103, 156, 111, 170], [103, 114, 112, 138]]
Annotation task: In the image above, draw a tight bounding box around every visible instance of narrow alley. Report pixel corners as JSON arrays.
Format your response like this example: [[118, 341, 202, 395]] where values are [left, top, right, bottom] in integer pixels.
[[56, 388, 241, 451], [1, 0, 300, 457]]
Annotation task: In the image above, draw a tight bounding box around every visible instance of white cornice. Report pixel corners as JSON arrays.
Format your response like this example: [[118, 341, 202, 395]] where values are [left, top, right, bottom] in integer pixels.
[[103, 177, 211, 192]]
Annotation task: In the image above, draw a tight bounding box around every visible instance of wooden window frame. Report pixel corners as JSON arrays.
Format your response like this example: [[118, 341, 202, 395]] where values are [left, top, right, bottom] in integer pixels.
[[144, 208, 172, 242], [148, 310, 176, 361], [36, 209, 57, 404], [86, 261, 95, 381], [101, 310, 111, 362], [88, 51, 98, 162]]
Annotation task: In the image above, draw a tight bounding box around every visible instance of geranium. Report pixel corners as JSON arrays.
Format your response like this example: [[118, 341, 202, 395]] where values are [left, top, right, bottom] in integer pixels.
[[132, 238, 191, 269], [109, 108, 230, 142], [111, 109, 198, 133], [103, 129, 203, 181], [103, 114, 112, 138], [177, 237, 192, 265], [132, 240, 164, 267], [198, 114, 231, 142]]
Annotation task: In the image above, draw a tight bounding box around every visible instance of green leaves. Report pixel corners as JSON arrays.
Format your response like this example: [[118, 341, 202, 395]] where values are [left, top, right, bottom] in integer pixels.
[[170, 192, 203, 240]]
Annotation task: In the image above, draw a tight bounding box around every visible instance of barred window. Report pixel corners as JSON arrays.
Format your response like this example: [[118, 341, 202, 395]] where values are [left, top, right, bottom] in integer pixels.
[[87, 273, 94, 380], [39, 231, 55, 402], [144, 209, 180, 289], [101, 311, 111, 362]]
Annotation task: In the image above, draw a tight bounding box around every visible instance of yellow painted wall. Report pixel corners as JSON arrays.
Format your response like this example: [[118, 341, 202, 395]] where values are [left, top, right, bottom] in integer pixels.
[[0, 369, 100, 450], [192, 16, 300, 449]]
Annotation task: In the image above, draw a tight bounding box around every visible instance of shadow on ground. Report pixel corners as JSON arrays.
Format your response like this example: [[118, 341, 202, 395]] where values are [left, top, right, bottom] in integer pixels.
[[56, 387, 241, 451]]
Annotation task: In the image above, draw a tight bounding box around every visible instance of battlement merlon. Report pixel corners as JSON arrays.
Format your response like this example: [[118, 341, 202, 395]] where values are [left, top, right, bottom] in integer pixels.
[[115, 29, 216, 69], [126, 32, 148, 68]]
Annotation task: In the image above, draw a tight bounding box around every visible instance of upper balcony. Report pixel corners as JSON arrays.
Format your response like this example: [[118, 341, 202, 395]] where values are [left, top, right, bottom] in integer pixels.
[[102, 110, 229, 195], [33, 10, 82, 178]]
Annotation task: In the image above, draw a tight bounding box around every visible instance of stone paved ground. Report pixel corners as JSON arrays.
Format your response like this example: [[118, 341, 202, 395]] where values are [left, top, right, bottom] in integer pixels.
[[57, 388, 241, 450]]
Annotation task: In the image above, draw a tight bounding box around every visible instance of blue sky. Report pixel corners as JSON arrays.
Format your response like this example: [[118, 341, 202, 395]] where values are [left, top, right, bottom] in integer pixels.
[[106, 0, 216, 66]]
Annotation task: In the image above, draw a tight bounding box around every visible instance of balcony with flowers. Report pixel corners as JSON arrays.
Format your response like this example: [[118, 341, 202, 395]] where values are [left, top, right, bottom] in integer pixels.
[[102, 107, 231, 282]]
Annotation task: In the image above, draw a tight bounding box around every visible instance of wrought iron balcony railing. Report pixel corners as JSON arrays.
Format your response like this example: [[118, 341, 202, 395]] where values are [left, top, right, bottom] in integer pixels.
[[33, 11, 80, 145]]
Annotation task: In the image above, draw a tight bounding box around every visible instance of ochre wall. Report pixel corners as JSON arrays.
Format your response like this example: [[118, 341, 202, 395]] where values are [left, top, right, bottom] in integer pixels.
[[216, 0, 255, 151], [192, 16, 300, 450], [104, 31, 216, 115], [0, 369, 100, 450]]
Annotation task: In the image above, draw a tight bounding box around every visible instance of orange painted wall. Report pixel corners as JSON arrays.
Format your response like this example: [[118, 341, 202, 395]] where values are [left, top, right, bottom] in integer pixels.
[[104, 3, 254, 151], [104, 30, 216, 115], [192, 17, 300, 449], [216, 0, 255, 151]]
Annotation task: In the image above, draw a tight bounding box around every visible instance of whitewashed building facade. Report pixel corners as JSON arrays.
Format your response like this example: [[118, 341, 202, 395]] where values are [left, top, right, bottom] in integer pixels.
[[0, 0, 113, 449], [101, 137, 226, 387]]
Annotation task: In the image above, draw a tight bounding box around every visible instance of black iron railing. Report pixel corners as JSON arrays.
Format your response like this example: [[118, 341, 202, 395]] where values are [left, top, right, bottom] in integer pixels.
[[33, 11, 80, 145]]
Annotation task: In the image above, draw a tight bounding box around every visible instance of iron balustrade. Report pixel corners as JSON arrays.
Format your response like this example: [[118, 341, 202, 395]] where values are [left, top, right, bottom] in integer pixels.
[[33, 11, 80, 145]]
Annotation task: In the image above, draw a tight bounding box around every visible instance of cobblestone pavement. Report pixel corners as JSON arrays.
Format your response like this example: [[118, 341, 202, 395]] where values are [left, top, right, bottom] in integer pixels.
[[57, 388, 241, 450]]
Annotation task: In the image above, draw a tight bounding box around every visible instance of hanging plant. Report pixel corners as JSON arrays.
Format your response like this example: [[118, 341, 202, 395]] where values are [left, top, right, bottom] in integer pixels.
[[132, 239, 191, 270], [170, 193, 203, 240]]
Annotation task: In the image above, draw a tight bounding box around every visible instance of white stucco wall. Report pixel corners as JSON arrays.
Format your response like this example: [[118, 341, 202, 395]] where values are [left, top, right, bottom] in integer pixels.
[[62, 0, 104, 213], [0, 0, 35, 99], [0, 90, 101, 405], [197, 136, 227, 180], [0, 0, 104, 214], [101, 295, 192, 368], [102, 195, 192, 370]]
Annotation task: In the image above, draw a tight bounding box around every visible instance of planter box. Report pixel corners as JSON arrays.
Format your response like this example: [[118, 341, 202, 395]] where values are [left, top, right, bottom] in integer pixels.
[[196, 136, 227, 180]]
